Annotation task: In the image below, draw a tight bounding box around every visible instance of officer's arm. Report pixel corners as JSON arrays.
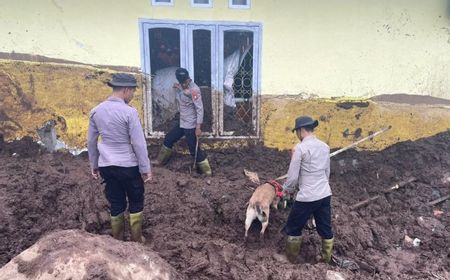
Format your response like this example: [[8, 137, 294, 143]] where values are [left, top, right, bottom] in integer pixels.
[[325, 152, 331, 179], [283, 146, 302, 193], [87, 111, 100, 170], [129, 110, 151, 174], [191, 89, 204, 126]]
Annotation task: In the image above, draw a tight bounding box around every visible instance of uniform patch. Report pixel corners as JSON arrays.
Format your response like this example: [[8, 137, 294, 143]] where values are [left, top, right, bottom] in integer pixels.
[[191, 90, 200, 101]]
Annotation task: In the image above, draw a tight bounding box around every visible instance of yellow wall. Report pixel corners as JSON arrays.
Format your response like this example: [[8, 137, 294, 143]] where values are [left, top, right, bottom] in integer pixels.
[[261, 96, 450, 151], [1, 0, 450, 99], [1, 60, 449, 150]]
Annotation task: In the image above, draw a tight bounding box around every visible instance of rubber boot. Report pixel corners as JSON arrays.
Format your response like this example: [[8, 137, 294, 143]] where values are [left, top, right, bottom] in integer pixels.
[[285, 235, 302, 263], [320, 238, 334, 264], [156, 145, 172, 166], [129, 211, 145, 243], [110, 213, 124, 241], [197, 159, 212, 176]]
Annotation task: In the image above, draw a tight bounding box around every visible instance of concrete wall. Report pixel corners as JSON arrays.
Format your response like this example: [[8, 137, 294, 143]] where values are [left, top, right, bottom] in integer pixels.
[[1, 60, 449, 150], [1, 0, 450, 98]]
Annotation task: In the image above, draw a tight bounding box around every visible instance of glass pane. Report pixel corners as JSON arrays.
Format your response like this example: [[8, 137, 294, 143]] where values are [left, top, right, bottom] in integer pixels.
[[194, 0, 210, 4], [223, 30, 254, 135], [149, 28, 181, 132], [156, 0, 171, 2], [232, 0, 247, 5], [193, 29, 213, 132]]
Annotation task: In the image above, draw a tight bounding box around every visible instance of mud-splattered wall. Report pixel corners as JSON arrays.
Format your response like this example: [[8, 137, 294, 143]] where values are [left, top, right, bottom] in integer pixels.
[[1, 60, 449, 151], [0, 60, 144, 148], [2, 0, 450, 99]]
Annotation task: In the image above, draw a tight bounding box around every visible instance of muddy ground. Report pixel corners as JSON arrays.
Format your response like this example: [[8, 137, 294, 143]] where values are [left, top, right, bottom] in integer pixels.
[[0, 132, 449, 279]]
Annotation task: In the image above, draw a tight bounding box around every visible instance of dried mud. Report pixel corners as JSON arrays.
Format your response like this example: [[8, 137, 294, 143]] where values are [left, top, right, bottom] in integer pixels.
[[0, 131, 449, 279]]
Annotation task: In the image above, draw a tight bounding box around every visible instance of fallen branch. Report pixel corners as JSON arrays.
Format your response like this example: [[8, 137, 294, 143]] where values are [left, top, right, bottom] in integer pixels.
[[427, 194, 450, 206], [350, 177, 417, 210]]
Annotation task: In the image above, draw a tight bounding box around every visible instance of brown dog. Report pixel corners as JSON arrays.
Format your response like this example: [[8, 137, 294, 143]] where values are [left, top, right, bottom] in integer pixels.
[[244, 183, 281, 241]]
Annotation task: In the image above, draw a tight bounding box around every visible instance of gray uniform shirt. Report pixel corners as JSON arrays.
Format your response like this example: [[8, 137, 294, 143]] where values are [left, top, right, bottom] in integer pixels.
[[177, 82, 203, 129], [283, 135, 332, 202], [87, 97, 151, 174]]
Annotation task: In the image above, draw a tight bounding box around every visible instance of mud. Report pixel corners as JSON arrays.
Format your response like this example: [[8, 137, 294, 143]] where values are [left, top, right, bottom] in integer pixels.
[[0, 229, 184, 280], [0, 131, 449, 279]]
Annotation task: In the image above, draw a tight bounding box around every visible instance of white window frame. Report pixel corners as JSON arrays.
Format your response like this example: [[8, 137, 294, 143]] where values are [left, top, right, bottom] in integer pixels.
[[191, 0, 212, 8], [139, 19, 262, 139], [229, 0, 250, 9], [151, 0, 174, 6]]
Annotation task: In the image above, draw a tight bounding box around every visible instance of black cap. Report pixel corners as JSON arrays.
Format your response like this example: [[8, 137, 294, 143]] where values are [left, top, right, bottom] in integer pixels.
[[107, 73, 137, 87], [292, 116, 319, 132], [175, 68, 190, 83]]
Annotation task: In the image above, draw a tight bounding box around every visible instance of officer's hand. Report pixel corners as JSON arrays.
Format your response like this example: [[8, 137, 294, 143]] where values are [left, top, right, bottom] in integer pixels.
[[91, 168, 100, 180], [195, 127, 202, 137], [142, 172, 152, 183], [173, 83, 181, 90]]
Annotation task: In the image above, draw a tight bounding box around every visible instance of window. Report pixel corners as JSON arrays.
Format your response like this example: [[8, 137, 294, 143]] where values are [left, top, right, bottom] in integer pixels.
[[229, 0, 250, 9], [139, 19, 261, 138], [191, 0, 212, 8], [151, 0, 174, 6]]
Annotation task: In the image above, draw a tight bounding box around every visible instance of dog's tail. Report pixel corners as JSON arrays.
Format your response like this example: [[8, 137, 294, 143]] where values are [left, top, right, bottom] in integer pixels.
[[255, 202, 268, 223]]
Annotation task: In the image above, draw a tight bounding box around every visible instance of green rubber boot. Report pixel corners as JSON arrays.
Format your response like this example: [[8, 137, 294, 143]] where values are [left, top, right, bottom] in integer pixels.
[[156, 145, 172, 165], [320, 238, 334, 264], [285, 235, 302, 263], [129, 211, 145, 243], [197, 159, 212, 176], [110, 213, 125, 241]]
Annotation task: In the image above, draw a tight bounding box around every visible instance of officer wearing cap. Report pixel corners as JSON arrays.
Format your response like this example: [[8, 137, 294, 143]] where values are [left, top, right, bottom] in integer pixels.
[[155, 68, 212, 175], [88, 73, 151, 243], [282, 116, 334, 264]]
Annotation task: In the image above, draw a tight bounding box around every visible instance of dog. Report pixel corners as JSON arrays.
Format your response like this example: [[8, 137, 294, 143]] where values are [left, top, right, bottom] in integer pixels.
[[244, 182, 282, 241]]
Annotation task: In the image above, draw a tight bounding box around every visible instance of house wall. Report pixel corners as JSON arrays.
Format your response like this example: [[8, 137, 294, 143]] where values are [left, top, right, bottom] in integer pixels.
[[1, 0, 449, 150], [2, 0, 450, 99]]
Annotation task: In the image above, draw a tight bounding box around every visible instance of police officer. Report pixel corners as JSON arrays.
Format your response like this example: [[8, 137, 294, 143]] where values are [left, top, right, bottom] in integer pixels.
[[155, 68, 212, 175], [282, 116, 334, 263], [88, 73, 151, 243]]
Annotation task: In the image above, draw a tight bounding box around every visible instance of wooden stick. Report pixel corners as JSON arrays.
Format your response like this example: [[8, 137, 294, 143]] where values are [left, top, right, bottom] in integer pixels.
[[350, 177, 417, 210], [330, 126, 391, 157], [274, 126, 392, 181], [427, 194, 450, 206]]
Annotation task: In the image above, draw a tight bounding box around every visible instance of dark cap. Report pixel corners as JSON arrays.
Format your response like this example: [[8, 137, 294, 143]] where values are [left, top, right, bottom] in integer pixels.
[[175, 68, 190, 83], [292, 116, 319, 132], [107, 73, 137, 87]]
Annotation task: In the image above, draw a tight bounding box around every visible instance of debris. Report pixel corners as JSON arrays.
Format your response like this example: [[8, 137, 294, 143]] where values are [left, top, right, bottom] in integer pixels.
[[36, 120, 57, 152], [350, 177, 417, 210], [272, 253, 289, 263], [433, 209, 444, 218], [176, 179, 189, 187], [404, 235, 421, 248], [427, 194, 450, 206], [416, 216, 444, 232], [326, 270, 346, 280], [331, 255, 359, 271], [243, 169, 260, 184], [404, 235, 414, 247]]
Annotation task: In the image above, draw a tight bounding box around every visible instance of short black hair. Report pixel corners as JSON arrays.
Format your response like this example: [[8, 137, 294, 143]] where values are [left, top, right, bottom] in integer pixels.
[[297, 125, 315, 132], [112, 86, 136, 91]]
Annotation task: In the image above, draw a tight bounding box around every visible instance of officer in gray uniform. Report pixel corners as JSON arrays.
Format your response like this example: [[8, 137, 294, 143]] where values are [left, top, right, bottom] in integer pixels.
[[156, 68, 212, 175], [282, 116, 334, 263]]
